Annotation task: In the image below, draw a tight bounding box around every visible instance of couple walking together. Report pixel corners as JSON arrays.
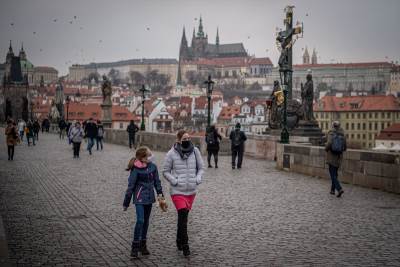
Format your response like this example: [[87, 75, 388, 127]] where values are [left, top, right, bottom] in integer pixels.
[[123, 129, 204, 258]]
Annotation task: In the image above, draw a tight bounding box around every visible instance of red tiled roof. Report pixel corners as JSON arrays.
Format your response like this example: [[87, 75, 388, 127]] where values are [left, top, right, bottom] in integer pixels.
[[218, 105, 241, 120], [248, 57, 273, 65], [376, 123, 400, 140], [314, 95, 400, 112], [294, 62, 393, 69], [64, 103, 138, 122], [194, 96, 207, 109]]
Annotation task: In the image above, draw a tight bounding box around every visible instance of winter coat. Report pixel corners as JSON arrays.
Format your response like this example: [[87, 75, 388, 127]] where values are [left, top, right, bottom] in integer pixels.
[[205, 130, 222, 151], [127, 123, 139, 137], [84, 121, 98, 138], [123, 161, 163, 206], [17, 121, 25, 132], [26, 123, 34, 137], [229, 129, 247, 149], [69, 126, 84, 143], [325, 127, 347, 168], [97, 125, 104, 138], [163, 143, 204, 196], [5, 126, 18, 146]]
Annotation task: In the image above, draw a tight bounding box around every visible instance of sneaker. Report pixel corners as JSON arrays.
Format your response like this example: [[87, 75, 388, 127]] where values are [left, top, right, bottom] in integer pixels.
[[330, 191, 335, 195], [208, 165, 213, 168], [232, 166, 235, 169], [182, 244, 190, 256], [215, 165, 218, 168], [337, 190, 344, 198]]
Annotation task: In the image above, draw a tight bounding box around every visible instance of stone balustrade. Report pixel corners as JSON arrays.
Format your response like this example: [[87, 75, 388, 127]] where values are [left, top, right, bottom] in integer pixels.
[[276, 143, 400, 194]]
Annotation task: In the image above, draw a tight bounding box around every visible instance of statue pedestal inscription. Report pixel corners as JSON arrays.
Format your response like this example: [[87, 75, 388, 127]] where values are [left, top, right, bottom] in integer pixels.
[[101, 103, 112, 128]]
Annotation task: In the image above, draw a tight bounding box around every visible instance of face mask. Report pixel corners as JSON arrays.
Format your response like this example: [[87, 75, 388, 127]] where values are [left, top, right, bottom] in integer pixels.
[[147, 155, 155, 163], [181, 140, 191, 148]]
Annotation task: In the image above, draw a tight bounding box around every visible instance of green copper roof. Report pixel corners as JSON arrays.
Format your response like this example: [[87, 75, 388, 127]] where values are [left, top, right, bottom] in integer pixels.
[[20, 59, 34, 71]]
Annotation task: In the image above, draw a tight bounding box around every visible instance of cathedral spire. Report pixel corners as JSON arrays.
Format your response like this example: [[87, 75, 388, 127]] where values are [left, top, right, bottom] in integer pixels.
[[216, 27, 220, 45], [19, 42, 27, 60], [197, 16, 204, 38], [8, 40, 13, 53], [311, 48, 318, 65]]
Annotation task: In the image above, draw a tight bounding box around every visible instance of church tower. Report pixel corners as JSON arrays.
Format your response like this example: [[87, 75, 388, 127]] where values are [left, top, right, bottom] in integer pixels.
[[302, 46, 310, 64], [19, 43, 27, 61], [311, 48, 318, 65], [192, 16, 208, 59], [179, 27, 189, 61]]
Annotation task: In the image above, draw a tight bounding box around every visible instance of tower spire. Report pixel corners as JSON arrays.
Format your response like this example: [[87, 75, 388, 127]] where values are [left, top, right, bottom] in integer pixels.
[[216, 27, 220, 45], [197, 16, 204, 38], [9, 40, 13, 52]]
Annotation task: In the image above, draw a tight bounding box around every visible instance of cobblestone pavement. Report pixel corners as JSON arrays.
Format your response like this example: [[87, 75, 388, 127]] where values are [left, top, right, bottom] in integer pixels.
[[1, 132, 400, 266]]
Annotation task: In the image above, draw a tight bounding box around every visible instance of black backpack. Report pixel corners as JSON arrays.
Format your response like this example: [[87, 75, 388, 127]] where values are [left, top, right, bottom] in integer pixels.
[[233, 131, 242, 147], [331, 132, 345, 154], [206, 131, 216, 145]]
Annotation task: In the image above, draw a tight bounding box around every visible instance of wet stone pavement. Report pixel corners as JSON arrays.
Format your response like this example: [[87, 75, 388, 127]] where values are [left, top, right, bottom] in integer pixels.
[[0, 132, 400, 266]]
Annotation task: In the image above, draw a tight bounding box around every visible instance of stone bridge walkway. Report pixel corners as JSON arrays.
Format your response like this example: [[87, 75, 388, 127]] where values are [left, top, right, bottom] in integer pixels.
[[0, 132, 400, 266]]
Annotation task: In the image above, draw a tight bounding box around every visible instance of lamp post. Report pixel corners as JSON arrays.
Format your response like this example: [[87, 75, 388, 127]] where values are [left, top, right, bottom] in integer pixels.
[[204, 75, 214, 128], [65, 95, 71, 121], [139, 85, 149, 131]]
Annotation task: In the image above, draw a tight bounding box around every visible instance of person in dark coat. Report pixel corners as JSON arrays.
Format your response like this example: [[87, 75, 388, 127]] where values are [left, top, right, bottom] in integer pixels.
[[58, 118, 67, 139], [127, 120, 139, 149], [325, 121, 347, 197], [26, 120, 35, 146], [205, 125, 222, 168], [33, 119, 40, 141], [5, 119, 18, 160], [229, 123, 247, 169], [84, 118, 98, 155]]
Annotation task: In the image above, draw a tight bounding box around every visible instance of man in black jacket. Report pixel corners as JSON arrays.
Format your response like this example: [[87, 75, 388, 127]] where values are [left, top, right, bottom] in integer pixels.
[[229, 123, 247, 169], [84, 118, 98, 155], [126, 120, 139, 149]]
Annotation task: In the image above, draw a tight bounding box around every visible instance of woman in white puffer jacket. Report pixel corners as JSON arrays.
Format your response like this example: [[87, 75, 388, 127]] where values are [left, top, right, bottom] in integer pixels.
[[163, 130, 204, 257]]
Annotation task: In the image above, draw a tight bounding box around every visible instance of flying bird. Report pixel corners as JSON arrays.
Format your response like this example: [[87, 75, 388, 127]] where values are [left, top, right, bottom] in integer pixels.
[[306, 13, 309, 16], [53, 19, 57, 22], [33, 31, 36, 34], [69, 21, 73, 24], [10, 23, 14, 26], [146, 27, 150, 31], [74, 16, 77, 19]]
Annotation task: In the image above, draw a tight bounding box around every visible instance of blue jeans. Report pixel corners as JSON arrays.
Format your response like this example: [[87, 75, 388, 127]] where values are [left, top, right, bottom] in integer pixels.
[[133, 204, 152, 241], [87, 137, 95, 152], [328, 164, 342, 192], [96, 137, 103, 150], [19, 131, 24, 141]]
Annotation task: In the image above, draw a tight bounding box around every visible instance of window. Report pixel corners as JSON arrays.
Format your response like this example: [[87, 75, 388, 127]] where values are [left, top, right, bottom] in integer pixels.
[[375, 123, 378, 130], [351, 123, 354, 130], [363, 134, 366, 139], [346, 123, 349, 130], [119, 123, 123, 129], [369, 113, 372, 118], [387, 113, 391, 119], [351, 113, 355, 119], [363, 123, 366, 130], [357, 134, 360, 139], [351, 134, 354, 138], [375, 113, 378, 118], [369, 133, 372, 139], [363, 113, 366, 119], [381, 123, 385, 130], [357, 123, 360, 130], [357, 113, 360, 119], [346, 113, 349, 119]]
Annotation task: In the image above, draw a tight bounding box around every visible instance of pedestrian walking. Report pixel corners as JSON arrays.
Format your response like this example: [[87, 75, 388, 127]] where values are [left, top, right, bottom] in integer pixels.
[[163, 130, 204, 257], [17, 119, 26, 141], [84, 118, 98, 155], [33, 119, 40, 141], [123, 147, 165, 259], [205, 125, 222, 168], [96, 120, 104, 150], [325, 121, 346, 197], [127, 120, 139, 149], [69, 121, 84, 158], [5, 119, 19, 161], [58, 118, 67, 139], [26, 120, 35, 146], [229, 123, 247, 169]]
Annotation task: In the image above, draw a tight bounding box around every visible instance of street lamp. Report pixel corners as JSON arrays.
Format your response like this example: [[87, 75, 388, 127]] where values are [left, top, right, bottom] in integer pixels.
[[139, 84, 150, 131], [204, 75, 214, 128], [65, 95, 71, 121]]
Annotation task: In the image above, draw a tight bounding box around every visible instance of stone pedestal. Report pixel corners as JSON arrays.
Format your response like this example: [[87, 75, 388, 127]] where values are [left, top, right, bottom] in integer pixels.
[[290, 120, 325, 146], [101, 103, 112, 128]]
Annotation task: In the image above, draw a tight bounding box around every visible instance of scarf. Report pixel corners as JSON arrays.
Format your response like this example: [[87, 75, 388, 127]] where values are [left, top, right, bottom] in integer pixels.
[[174, 142, 194, 160]]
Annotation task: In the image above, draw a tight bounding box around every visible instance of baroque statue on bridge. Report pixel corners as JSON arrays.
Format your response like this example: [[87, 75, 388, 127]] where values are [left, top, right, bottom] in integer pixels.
[[300, 73, 315, 121], [101, 75, 112, 105]]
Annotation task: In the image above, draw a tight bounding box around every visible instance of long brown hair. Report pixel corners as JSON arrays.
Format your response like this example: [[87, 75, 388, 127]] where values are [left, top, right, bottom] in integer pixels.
[[176, 129, 187, 141], [125, 146, 150, 171]]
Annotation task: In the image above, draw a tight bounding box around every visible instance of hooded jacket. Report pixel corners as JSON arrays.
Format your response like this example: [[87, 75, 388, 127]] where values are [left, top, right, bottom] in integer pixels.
[[163, 143, 204, 196], [123, 161, 163, 206]]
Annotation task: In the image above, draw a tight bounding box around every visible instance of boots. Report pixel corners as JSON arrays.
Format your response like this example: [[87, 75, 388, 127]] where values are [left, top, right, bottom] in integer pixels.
[[140, 240, 150, 255], [131, 241, 140, 258], [176, 239, 183, 251]]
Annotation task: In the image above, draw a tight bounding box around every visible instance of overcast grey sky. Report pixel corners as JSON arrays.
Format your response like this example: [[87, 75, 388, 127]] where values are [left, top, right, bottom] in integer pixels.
[[1, 0, 399, 75]]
